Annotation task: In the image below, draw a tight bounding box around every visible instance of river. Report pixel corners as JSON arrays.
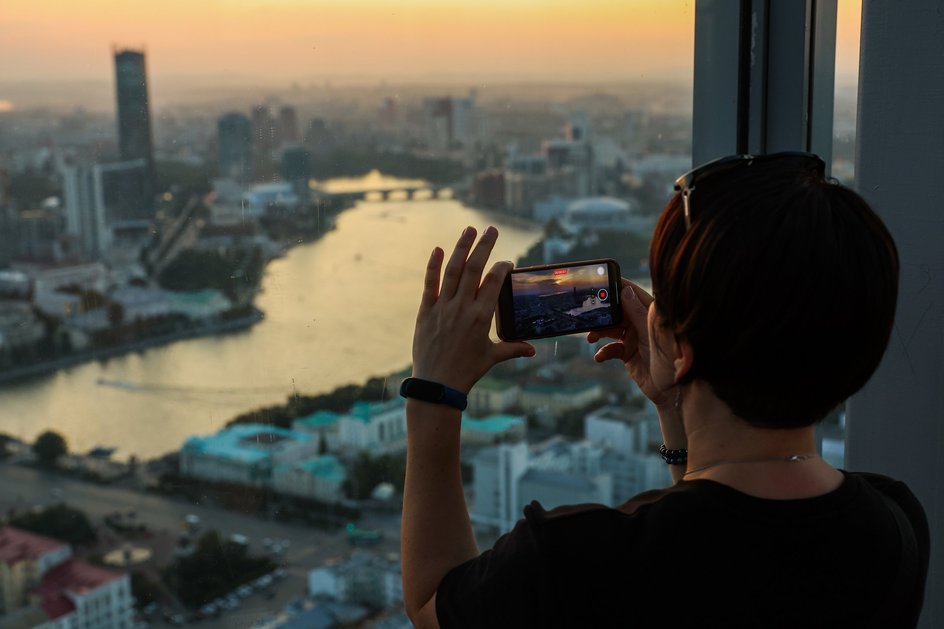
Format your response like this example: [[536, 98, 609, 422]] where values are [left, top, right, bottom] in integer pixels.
[[0, 176, 542, 459]]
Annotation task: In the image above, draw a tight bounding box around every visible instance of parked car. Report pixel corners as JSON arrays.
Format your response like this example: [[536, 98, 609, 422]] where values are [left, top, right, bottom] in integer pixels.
[[230, 533, 250, 546]]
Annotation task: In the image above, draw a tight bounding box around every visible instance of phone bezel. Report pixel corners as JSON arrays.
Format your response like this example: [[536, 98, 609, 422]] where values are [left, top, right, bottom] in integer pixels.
[[495, 258, 622, 342]]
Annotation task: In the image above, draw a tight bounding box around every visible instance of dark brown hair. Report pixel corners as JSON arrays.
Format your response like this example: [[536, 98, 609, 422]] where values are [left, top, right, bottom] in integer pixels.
[[650, 160, 899, 428]]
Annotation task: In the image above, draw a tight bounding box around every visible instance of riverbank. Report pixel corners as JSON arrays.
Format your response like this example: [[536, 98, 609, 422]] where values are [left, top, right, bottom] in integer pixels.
[[0, 309, 264, 385], [0, 192, 543, 459]]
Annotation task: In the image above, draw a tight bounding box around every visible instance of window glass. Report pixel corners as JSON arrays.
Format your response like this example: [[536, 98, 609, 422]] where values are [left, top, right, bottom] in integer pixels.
[[823, 0, 863, 467], [1, 2, 699, 626], [831, 0, 862, 186]]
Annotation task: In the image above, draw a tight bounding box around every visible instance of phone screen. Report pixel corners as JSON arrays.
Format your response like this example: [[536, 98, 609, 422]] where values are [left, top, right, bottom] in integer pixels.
[[503, 260, 620, 340]]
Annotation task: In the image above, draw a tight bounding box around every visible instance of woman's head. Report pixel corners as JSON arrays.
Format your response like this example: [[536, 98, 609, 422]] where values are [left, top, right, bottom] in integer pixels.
[[649, 153, 899, 429]]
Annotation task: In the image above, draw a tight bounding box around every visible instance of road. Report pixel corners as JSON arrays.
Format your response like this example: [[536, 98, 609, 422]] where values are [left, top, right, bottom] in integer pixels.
[[0, 462, 403, 627]]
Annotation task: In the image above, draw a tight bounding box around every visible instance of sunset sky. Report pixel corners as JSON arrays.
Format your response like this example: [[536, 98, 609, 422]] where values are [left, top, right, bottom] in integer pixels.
[[0, 0, 861, 88], [512, 264, 608, 297]]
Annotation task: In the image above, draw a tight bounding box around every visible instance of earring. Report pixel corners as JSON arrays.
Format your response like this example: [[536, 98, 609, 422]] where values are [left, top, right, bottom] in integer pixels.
[[674, 386, 682, 410]]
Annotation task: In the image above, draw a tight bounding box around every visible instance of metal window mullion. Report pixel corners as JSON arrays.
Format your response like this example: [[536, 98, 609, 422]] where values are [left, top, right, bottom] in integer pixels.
[[693, 0, 837, 163]]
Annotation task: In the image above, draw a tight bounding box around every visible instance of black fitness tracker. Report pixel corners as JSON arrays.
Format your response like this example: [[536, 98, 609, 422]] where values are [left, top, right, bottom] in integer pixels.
[[399, 377, 468, 411]]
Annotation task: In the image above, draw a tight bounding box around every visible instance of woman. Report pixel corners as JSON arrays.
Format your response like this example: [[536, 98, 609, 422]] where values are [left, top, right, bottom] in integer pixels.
[[399, 153, 929, 628]]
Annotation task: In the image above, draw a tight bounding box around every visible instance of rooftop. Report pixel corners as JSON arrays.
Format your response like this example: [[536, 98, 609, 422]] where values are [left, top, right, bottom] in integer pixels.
[[32, 558, 123, 618], [293, 410, 341, 430], [567, 196, 632, 215], [520, 468, 598, 492], [183, 423, 312, 464], [347, 398, 405, 424], [0, 527, 67, 565], [462, 414, 526, 434], [277, 455, 346, 483]]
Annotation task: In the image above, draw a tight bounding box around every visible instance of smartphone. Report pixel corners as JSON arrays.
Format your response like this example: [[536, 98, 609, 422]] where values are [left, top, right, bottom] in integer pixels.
[[496, 259, 622, 341]]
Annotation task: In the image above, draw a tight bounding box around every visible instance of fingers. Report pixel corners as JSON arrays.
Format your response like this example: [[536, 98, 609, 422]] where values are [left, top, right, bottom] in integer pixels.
[[619, 277, 654, 307], [439, 226, 477, 299], [620, 284, 650, 341], [491, 341, 535, 364], [476, 259, 512, 308], [587, 327, 623, 343], [419, 247, 444, 312], [457, 226, 499, 298], [593, 341, 626, 363]]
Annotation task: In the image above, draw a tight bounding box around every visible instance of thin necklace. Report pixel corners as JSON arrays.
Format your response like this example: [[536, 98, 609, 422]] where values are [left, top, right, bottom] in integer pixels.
[[683, 453, 820, 477]]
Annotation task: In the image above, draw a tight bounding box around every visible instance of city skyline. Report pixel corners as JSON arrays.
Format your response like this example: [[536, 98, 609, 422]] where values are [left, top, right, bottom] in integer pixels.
[[0, 1, 862, 112]]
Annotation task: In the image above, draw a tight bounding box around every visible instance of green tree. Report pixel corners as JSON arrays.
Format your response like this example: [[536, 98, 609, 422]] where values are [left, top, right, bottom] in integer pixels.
[[163, 529, 276, 608], [33, 430, 67, 467], [11, 504, 96, 545], [131, 572, 163, 609], [0, 433, 14, 460]]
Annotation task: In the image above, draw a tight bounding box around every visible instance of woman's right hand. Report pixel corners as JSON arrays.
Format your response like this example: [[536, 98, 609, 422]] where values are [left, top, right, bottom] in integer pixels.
[[587, 279, 677, 409]]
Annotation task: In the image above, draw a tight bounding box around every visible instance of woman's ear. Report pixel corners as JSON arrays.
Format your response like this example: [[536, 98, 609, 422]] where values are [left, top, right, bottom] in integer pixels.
[[674, 338, 694, 381]]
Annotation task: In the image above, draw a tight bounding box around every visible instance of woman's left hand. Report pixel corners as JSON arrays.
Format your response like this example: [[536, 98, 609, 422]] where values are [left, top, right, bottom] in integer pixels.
[[412, 225, 534, 394]]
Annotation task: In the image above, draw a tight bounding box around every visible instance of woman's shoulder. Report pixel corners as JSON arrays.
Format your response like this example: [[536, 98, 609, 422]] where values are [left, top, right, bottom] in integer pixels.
[[518, 482, 716, 547], [522, 470, 926, 538]]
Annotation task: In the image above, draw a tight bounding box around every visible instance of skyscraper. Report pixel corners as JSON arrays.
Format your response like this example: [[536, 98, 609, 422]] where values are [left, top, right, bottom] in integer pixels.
[[113, 48, 155, 208], [278, 106, 299, 145], [218, 112, 253, 182], [113, 49, 154, 167]]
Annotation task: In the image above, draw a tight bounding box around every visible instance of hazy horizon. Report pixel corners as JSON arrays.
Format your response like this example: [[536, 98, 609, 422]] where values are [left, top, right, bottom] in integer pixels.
[[0, 0, 861, 112]]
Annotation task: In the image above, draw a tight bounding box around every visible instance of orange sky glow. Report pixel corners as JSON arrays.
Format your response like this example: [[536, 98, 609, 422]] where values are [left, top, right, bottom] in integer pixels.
[[0, 0, 860, 88]]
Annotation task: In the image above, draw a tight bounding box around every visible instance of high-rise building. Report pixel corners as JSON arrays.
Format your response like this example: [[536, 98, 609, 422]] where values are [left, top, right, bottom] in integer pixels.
[[251, 105, 278, 157], [281, 145, 312, 184], [278, 106, 299, 145], [378, 97, 398, 127], [304, 118, 335, 156], [217, 112, 253, 182], [113, 49, 155, 186], [423, 91, 476, 151], [112, 47, 156, 235], [60, 159, 152, 256]]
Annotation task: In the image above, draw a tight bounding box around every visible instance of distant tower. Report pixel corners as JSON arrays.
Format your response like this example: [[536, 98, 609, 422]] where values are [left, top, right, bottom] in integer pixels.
[[251, 105, 277, 157], [278, 106, 299, 145], [217, 113, 253, 182], [113, 48, 155, 197]]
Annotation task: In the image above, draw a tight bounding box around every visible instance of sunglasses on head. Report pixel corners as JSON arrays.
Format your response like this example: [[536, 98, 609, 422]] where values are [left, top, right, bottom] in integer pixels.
[[673, 152, 827, 230]]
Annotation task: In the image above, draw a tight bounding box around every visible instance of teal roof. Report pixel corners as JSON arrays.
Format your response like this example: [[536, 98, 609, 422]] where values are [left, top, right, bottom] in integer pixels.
[[183, 423, 312, 464], [293, 410, 341, 429], [299, 455, 346, 482], [170, 289, 226, 305], [276, 455, 346, 483], [462, 414, 525, 434], [347, 398, 405, 424]]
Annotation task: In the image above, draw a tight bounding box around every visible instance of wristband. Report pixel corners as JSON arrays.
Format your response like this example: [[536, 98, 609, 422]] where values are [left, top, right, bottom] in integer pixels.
[[399, 377, 468, 411]]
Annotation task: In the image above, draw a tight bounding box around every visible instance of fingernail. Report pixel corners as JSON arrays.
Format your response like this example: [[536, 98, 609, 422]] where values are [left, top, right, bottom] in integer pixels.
[[486, 225, 497, 237], [623, 286, 637, 301], [462, 226, 472, 238]]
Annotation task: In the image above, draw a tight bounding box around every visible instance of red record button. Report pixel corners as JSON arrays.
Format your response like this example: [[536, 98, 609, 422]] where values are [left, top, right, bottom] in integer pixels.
[[598, 289, 608, 301]]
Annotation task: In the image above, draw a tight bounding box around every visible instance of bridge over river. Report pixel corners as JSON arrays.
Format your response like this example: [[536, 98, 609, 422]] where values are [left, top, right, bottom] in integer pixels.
[[312, 182, 464, 204]]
